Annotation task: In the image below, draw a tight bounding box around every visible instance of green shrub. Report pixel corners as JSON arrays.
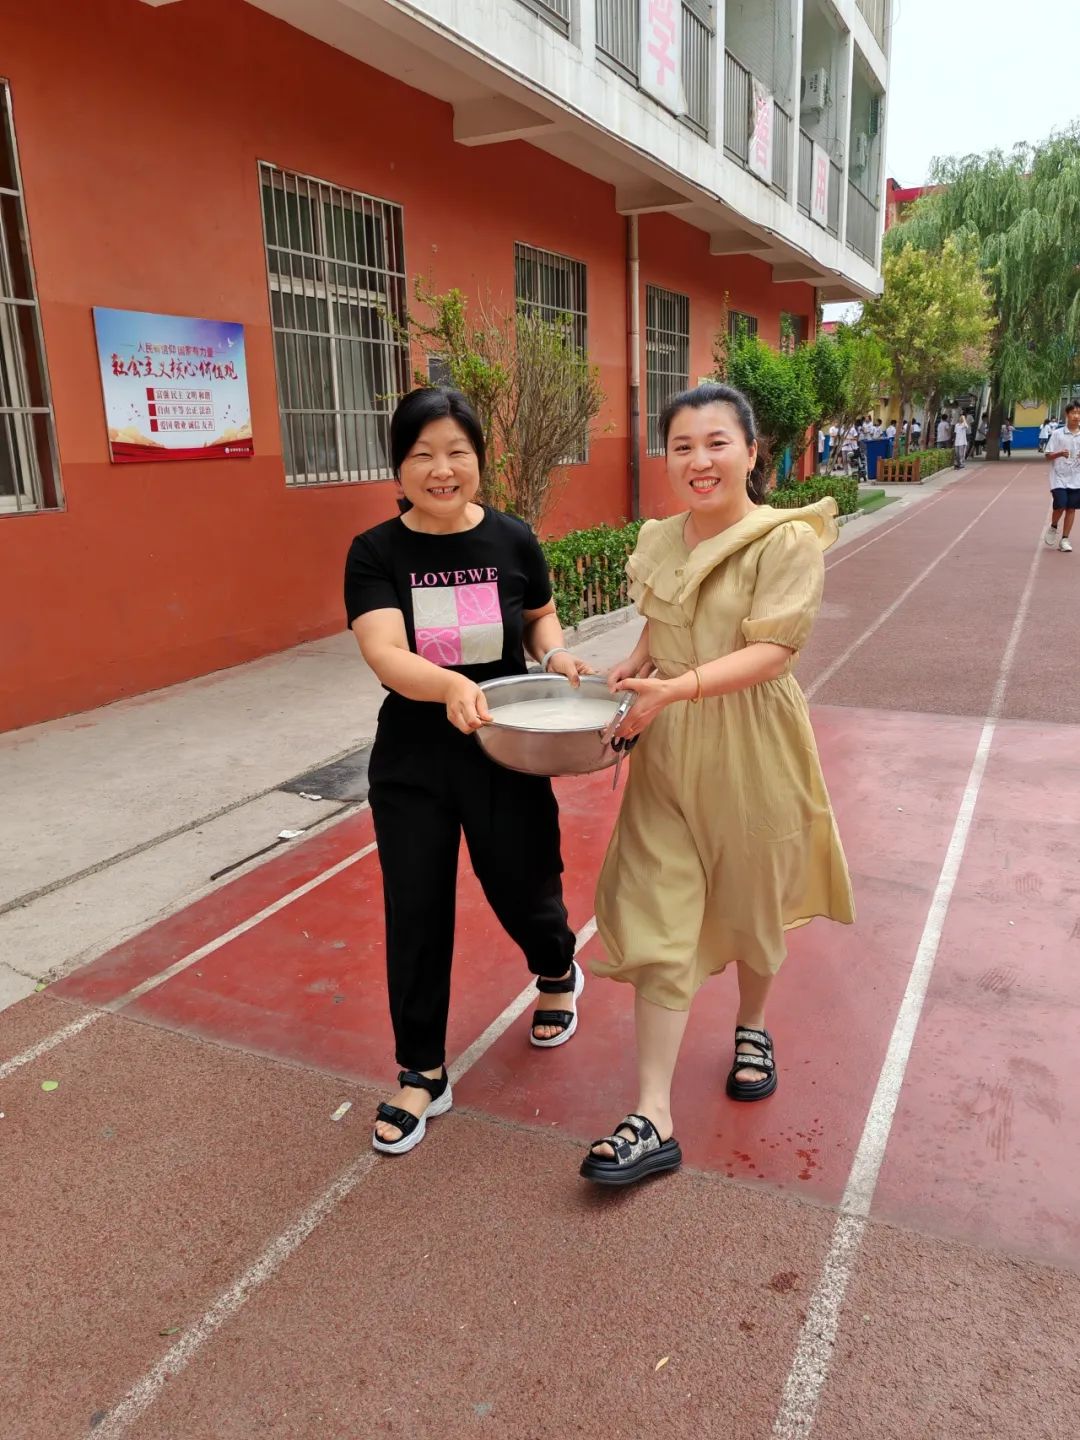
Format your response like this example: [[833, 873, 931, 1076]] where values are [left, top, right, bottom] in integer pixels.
[[720, 332, 819, 478], [542, 520, 645, 628], [768, 475, 859, 516], [917, 447, 953, 477]]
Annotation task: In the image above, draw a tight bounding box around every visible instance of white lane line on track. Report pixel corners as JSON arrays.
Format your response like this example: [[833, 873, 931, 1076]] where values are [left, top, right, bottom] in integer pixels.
[[0, 841, 380, 1079], [824, 479, 956, 572], [448, 917, 597, 1083], [772, 515, 1046, 1440], [0, 1011, 99, 1082], [806, 467, 1023, 701], [87, 915, 599, 1440]]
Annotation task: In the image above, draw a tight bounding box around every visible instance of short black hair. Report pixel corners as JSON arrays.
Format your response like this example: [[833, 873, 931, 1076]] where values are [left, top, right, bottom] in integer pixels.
[[1065, 401, 1080, 416], [658, 381, 768, 502], [389, 387, 486, 477]]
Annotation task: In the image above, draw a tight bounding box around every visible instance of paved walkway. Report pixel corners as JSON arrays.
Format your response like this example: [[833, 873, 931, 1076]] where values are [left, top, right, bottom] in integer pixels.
[[4, 458, 1078, 1438]]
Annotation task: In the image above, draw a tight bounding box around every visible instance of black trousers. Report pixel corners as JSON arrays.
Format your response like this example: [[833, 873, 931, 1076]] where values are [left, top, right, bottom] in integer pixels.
[[368, 719, 576, 1071]]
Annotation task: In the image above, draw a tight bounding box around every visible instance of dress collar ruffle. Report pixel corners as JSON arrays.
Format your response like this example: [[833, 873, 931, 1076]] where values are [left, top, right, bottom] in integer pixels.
[[628, 497, 839, 607]]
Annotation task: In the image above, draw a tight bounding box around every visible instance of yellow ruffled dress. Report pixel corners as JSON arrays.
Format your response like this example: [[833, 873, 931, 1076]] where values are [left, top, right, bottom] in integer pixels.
[[593, 498, 855, 1009]]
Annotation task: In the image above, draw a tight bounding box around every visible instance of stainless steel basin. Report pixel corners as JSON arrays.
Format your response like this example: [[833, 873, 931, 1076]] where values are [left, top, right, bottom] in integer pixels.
[[475, 673, 629, 777]]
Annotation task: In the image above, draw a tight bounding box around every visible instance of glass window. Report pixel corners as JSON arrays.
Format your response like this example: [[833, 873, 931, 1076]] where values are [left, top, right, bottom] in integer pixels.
[[780, 312, 807, 353], [645, 285, 690, 457], [0, 84, 61, 515], [259, 163, 408, 485], [514, 241, 589, 464], [728, 309, 759, 341]]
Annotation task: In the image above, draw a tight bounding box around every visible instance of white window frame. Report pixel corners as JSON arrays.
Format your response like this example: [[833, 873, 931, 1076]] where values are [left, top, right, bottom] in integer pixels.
[[259, 162, 408, 486], [728, 309, 759, 341], [0, 81, 61, 516], [514, 241, 589, 465], [645, 285, 690, 457], [779, 311, 808, 353]]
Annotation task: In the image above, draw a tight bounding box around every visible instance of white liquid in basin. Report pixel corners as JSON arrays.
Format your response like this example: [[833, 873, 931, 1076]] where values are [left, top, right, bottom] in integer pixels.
[[492, 696, 620, 732]]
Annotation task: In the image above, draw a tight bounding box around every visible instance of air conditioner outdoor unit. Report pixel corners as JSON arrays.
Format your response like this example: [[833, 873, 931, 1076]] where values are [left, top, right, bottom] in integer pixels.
[[800, 68, 830, 111], [852, 133, 871, 172]]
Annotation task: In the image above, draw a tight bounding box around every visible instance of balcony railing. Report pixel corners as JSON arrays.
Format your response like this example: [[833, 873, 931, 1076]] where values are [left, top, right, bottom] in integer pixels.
[[799, 133, 842, 237], [797, 128, 812, 216], [723, 50, 752, 162], [597, 0, 638, 80], [828, 160, 841, 236], [681, 0, 714, 139], [856, 0, 887, 47], [724, 51, 791, 197], [846, 179, 880, 263], [599, 1, 714, 136], [772, 102, 790, 199], [518, 0, 572, 35]]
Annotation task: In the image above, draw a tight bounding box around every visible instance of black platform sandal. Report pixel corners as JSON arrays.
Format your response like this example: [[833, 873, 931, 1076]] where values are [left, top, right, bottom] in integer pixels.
[[726, 1027, 777, 1101], [579, 1113, 682, 1187], [372, 1067, 453, 1155], [530, 960, 585, 1048]]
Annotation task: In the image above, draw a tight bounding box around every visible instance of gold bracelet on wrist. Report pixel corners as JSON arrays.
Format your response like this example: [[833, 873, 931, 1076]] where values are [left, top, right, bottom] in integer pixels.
[[690, 667, 703, 703]]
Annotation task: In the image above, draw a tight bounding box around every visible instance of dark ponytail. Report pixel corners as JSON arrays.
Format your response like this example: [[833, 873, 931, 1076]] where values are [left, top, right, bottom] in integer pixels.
[[658, 382, 769, 502]]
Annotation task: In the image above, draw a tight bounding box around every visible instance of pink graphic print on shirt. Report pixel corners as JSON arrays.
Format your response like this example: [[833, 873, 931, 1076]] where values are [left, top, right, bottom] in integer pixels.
[[411, 571, 504, 667]]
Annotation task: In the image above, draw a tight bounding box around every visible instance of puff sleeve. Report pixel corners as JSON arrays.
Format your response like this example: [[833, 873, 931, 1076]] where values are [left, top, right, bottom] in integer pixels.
[[740, 522, 824, 653], [625, 518, 663, 612]]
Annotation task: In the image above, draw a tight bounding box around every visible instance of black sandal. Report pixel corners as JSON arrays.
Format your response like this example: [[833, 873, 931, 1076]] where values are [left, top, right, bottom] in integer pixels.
[[372, 1067, 453, 1155], [726, 1027, 777, 1101], [530, 960, 584, 1048], [579, 1113, 682, 1187]]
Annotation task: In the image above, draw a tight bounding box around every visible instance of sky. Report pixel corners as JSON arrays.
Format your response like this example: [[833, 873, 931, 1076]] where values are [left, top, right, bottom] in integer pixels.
[[885, 0, 1079, 186], [825, 0, 1076, 320]]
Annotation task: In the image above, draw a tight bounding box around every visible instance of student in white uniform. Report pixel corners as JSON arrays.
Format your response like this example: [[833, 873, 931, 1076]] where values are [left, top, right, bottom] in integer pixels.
[[1044, 401, 1080, 552], [952, 413, 969, 469]]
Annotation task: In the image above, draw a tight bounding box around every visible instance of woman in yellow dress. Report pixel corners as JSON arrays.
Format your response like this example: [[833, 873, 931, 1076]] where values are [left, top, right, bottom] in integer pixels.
[[580, 382, 855, 1187]]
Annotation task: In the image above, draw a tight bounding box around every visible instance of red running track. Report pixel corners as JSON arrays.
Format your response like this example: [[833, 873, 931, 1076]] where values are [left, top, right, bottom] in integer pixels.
[[4, 460, 1080, 1440]]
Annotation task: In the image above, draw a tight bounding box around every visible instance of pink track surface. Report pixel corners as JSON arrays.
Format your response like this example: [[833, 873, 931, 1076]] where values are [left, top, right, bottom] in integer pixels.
[[6, 461, 1080, 1439]]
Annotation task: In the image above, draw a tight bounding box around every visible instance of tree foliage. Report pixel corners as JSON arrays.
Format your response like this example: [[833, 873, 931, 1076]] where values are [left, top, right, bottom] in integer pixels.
[[713, 314, 886, 478], [885, 126, 1080, 451], [397, 280, 606, 529], [713, 328, 819, 477], [822, 323, 892, 468], [861, 235, 992, 439]]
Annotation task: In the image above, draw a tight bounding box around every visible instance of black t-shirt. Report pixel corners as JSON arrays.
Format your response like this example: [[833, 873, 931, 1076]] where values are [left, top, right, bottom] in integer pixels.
[[344, 506, 552, 727]]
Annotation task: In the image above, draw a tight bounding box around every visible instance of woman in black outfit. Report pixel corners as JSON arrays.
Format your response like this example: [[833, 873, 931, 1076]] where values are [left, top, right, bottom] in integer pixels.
[[344, 388, 592, 1155]]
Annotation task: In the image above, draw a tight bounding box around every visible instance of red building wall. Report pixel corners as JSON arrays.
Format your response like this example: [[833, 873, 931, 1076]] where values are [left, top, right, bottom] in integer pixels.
[[635, 212, 816, 516], [0, 0, 818, 731]]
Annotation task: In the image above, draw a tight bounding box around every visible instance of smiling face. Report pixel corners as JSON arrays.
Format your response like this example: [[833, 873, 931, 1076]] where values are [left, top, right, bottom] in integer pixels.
[[665, 401, 758, 516], [396, 417, 481, 521]]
